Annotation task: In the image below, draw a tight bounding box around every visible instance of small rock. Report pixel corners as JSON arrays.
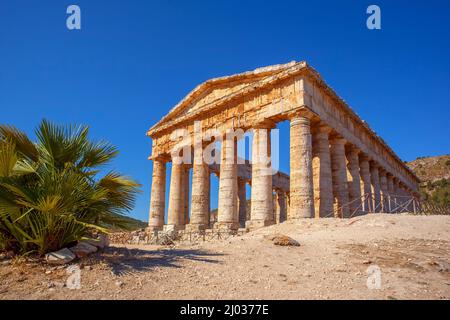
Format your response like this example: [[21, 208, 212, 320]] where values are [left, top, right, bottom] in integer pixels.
[[85, 234, 109, 249], [70, 242, 98, 258], [45, 248, 76, 265], [115, 280, 124, 287]]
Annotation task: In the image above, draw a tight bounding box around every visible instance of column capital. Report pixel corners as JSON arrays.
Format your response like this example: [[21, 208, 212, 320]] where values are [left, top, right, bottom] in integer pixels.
[[370, 160, 380, 168], [148, 154, 170, 162], [359, 152, 371, 162], [288, 108, 316, 124], [329, 137, 347, 145], [346, 144, 360, 157], [253, 119, 277, 130], [312, 124, 332, 137]]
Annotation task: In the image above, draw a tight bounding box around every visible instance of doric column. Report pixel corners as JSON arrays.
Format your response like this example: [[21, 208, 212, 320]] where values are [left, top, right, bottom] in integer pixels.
[[248, 126, 274, 229], [290, 115, 315, 218], [393, 179, 402, 211], [167, 162, 185, 230], [387, 174, 395, 212], [183, 166, 190, 224], [237, 178, 247, 228], [286, 192, 291, 220], [359, 154, 373, 213], [275, 191, 287, 223], [148, 157, 167, 231], [370, 161, 381, 212], [330, 137, 350, 218], [312, 125, 334, 218], [217, 132, 239, 231], [379, 169, 388, 212], [346, 145, 362, 216], [189, 142, 210, 231]]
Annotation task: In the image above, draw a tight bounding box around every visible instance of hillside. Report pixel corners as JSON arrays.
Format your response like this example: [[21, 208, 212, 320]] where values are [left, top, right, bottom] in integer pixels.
[[106, 213, 148, 232], [407, 155, 450, 182], [407, 155, 450, 205]]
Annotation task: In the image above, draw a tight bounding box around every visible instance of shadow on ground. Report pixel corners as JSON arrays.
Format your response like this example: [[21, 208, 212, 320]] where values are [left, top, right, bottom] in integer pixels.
[[89, 246, 225, 276]]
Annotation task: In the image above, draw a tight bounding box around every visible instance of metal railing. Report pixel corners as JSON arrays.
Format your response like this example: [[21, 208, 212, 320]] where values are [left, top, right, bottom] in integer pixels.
[[331, 193, 450, 218]]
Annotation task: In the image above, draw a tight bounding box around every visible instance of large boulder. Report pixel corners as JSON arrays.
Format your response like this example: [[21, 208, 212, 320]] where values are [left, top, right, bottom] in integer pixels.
[[45, 248, 76, 265], [70, 241, 98, 258], [265, 234, 300, 247]]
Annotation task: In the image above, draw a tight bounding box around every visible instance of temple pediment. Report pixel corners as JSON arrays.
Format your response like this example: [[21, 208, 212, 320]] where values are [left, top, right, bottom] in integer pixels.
[[147, 61, 302, 135]]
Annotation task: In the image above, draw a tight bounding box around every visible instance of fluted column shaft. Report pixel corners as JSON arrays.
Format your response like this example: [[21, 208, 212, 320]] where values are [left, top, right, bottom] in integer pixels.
[[167, 162, 185, 229], [370, 162, 381, 212], [379, 170, 388, 212], [189, 142, 210, 230], [148, 159, 166, 230], [359, 155, 373, 212], [387, 175, 395, 212], [183, 167, 190, 224], [217, 134, 239, 230], [248, 127, 274, 229], [312, 127, 334, 218], [346, 147, 362, 216], [330, 138, 350, 218], [290, 116, 315, 218], [275, 191, 287, 223], [237, 178, 247, 228]]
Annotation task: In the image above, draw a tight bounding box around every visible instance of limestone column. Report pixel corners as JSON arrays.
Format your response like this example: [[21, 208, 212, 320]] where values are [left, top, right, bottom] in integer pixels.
[[189, 142, 210, 231], [289, 115, 315, 218], [248, 127, 274, 229], [387, 174, 395, 213], [346, 146, 362, 216], [370, 162, 381, 213], [148, 158, 167, 231], [275, 191, 287, 223], [312, 125, 334, 218], [286, 192, 291, 220], [167, 162, 185, 230], [394, 180, 403, 211], [359, 154, 373, 213], [379, 169, 388, 212], [183, 166, 190, 224], [217, 133, 239, 230], [330, 137, 350, 218], [237, 178, 247, 228]]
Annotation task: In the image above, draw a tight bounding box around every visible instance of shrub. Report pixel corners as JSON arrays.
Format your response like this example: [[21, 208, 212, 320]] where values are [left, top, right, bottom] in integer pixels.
[[0, 120, 141, 255]]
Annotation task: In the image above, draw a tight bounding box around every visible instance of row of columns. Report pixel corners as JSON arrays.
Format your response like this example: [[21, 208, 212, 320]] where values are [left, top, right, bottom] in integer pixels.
[[148, 113, 418, 232]]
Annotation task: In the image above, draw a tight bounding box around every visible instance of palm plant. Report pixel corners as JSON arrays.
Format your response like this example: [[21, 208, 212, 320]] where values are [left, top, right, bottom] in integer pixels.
[[0, 120, 141, 255]]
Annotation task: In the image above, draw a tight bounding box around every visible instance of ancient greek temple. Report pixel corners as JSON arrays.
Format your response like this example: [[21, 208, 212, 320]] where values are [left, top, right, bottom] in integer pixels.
[[146, 61, 420, 233]]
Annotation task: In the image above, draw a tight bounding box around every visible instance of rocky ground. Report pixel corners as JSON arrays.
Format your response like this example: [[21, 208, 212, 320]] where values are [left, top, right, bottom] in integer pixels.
[[1, 213, 449, 300]]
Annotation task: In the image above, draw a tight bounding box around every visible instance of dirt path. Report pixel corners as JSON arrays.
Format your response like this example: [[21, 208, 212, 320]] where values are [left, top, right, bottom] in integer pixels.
[[1, 214, 449, 300]]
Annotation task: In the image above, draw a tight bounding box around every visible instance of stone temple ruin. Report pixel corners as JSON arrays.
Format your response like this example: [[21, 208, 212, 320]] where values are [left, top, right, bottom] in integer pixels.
[[146, 61, 420, 234]]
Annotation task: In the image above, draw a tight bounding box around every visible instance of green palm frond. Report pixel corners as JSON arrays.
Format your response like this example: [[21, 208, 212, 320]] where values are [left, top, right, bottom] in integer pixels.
[[0, 125, 38, 161], [0, 119, 141, 255]]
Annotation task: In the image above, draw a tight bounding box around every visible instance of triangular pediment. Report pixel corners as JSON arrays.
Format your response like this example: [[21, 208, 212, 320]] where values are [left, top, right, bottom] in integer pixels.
[[148, 61, 302, 135]]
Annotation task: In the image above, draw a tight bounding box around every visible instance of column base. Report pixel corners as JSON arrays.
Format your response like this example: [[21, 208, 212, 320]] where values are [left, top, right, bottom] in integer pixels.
[[146, 225, 163, 233], [213, 222, 240, 234], [185, 223, 209, 232], [245, 219, 274, 231], [163, 224, 185, 232]]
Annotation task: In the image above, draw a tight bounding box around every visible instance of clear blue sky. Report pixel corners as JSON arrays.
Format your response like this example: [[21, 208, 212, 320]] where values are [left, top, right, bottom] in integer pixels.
[[1, 1, 449, 222]]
